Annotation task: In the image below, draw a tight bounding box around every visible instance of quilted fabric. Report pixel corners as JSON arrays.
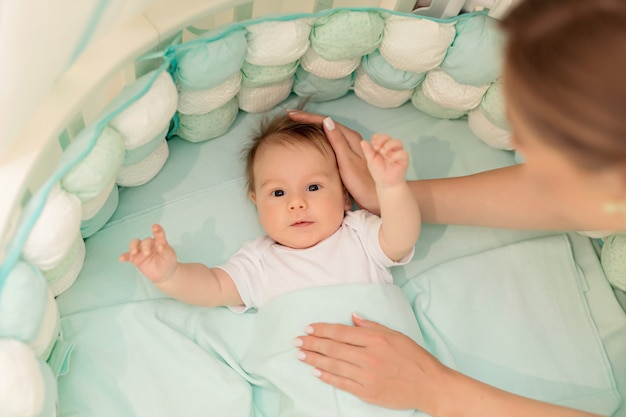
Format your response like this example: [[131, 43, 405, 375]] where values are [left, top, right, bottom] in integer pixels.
[[123, 125, 169, 166], [241, 60, 299, 88], [422, 69, 489, 111], [299, 46, 360, 80], [174, 29, 247, 90], [42, 234, 86, 296], [238, 78, 293, 113], [0, 340, 46, 417], [22, 186, 82, 271], [410, 87, 467, 119], [109, 71, 178, 150], [177, 72, 241, 115], [116, 139, 169, 187], [177, 97, 240, 142], [361, 49, 425, 91], [60, 125, 124, 203], [468, 108, 512, 150], [440, 13, 505, 86], [81, 184, 119, 239], [353, 67, 412, 109], [601, 234, 626, 291], [379, 14, 455, 73], [479, 79, 509, 130], [0, 262, 48, 349], [293, 66, 353, 102], [28, 289, 60, 360], [310, 10, 385, 60], [245, 19, 311, 66]]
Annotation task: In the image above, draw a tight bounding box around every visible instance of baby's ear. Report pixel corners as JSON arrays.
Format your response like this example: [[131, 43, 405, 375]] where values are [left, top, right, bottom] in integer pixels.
[[249, 191, 257, 204], [343, 189, 352, 211]]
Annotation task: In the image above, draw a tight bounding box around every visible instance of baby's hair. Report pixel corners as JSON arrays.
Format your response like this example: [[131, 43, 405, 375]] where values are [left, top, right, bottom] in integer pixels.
[[243, 101, 335, 193]]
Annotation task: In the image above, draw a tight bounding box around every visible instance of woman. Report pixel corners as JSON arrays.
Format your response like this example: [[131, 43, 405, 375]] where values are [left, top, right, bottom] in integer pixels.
[[287, 0, 626, 415]]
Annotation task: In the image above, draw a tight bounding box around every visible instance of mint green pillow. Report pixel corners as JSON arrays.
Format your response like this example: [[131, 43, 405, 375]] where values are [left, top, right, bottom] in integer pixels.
[[601, 233, 626, 292], [81, 185, 119, 238], [440, 14, 504, 86], [479, 79, 509, 130], [293, 66, 353, 102], [60, 125, 125, 202], [123, 125, 169, 166], [177, 97, 239, 142], [311, 10, 385, 60], [362, 49, 425, 90], [241, 60, 299, 88], [0, 262, 47, 344], [42, 234, 85, 295], [174, 29, 247, 90], [411, 87, 467, 119]]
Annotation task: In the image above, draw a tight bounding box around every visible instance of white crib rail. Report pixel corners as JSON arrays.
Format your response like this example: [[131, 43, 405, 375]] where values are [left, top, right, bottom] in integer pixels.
[[0, 0, 422, 266]]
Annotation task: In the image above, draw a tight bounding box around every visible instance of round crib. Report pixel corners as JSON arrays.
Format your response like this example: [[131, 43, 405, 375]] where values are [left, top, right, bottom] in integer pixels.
[[1, 0, 625, 416]]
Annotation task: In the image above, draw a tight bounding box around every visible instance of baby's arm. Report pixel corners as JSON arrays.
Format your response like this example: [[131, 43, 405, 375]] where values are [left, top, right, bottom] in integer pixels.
[[361, 134, 421, 262], [119, 224, 243, 307]]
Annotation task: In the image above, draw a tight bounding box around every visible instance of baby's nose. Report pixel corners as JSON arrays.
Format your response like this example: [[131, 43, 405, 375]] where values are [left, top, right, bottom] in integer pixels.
[[289, 197, 307, 211]]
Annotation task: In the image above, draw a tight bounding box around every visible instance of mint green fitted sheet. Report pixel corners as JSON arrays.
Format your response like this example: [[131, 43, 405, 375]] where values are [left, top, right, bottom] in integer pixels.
[[56, 93, 626, 416]]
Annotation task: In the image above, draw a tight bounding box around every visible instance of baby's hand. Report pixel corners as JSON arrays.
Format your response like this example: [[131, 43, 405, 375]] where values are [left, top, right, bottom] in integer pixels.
[[119, 224, 178, 283], [360, 134, 409, 189]]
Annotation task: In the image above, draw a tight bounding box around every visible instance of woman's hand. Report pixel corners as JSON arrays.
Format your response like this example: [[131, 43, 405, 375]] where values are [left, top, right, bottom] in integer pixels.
[[287, 110, 379, 214], [119, 224, 179, 283], [294, 313, 449, 414]]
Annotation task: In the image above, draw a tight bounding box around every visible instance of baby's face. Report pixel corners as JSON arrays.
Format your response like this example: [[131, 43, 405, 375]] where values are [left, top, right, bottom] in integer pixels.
[[250, 142, 350, 249]]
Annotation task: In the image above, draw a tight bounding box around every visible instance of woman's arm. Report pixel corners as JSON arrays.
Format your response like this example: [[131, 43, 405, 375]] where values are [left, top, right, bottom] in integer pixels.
[[288, 111, 623, 231], [296, 314, 605, 417]]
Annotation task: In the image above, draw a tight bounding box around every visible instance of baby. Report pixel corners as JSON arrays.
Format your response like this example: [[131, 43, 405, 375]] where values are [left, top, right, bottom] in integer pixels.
[[120, 114, 421, 312]]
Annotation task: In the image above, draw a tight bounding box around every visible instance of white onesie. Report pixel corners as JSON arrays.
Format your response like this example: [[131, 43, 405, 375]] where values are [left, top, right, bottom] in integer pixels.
[[217, 210, 414, 312]]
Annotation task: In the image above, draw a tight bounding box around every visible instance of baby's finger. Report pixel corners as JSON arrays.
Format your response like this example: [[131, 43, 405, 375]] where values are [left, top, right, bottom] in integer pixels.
[[141, 238, 155, 256], [152, 224, 169, 248], [370, 134, 392, 151], [128, 238, 142, 256], [377, 138, 404, 157], [119, 252, 130, 262]]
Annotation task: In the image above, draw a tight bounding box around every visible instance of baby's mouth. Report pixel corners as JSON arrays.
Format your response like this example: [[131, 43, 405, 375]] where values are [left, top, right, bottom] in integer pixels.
[[291, 220, 313, 227]]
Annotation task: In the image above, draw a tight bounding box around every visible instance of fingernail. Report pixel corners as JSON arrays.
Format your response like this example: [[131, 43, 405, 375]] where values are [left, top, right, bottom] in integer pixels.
[[304, 325, 314, 334], [295, 351, 306, 360], [286, 109, 298, 114], [323, 117, 335, 131], [293, 338, 303, 347], [313, 368, 322, 377], [353, 312, 364, 321]]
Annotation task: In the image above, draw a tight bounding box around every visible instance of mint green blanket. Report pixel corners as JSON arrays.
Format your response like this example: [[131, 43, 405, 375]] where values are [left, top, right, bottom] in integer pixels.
[[56, 95, 625, 417]]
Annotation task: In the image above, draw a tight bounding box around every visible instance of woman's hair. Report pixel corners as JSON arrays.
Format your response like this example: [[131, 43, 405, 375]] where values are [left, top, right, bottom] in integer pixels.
[[243, 113, 334, 193], [501, 0, 626, 169]]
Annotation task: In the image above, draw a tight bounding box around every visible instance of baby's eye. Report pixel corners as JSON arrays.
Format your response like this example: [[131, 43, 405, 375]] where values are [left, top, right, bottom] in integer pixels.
[[307, 184, 320, 192], [272, 190, 285, 197]]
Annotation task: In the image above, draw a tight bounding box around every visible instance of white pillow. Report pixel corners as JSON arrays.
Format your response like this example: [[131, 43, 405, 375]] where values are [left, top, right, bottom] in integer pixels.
[[379, 15, 456, 73], [22, 185, 82, 271], [246, 19, 312, 66], [109, 71, 178, 150], [422, 69, 489, 111]]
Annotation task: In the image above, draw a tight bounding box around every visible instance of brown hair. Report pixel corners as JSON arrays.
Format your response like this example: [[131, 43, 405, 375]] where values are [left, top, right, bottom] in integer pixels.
[[501, 0, 626, 169], [244, 113, 335, 193]]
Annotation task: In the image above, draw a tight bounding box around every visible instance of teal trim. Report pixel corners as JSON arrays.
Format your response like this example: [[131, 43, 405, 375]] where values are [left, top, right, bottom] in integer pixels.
[[0, 59, 173, 290], [58, 130, 71, 150], [67, 0, 110, 67], [167, 113, 180, 139]]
